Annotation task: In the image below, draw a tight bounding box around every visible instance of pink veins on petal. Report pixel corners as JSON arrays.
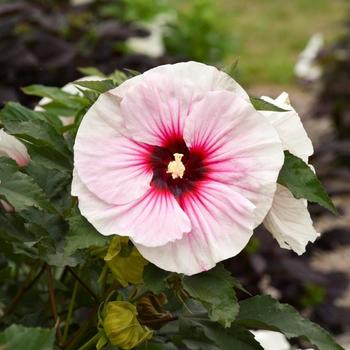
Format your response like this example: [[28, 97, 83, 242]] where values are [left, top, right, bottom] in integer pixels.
[[72, 61, 284, 275]]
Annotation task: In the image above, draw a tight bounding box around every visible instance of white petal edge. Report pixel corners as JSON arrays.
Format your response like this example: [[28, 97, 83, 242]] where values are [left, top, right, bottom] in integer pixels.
[[263, 184, 320, 255], [260, 93, 313, 162], [110, 61, 250, 101]]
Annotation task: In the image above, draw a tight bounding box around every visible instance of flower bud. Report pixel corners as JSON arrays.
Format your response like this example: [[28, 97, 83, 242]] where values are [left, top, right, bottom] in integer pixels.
[[103, 301, 152, 350], [104, 236, 147, 287]]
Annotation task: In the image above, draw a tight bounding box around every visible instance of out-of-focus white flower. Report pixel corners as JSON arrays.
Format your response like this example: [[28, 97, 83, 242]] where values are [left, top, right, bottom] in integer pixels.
[[261, 92, 319, 254], [126, 13, 174, 58], [295, 33, 323, 82], [70, 0, 93, 5]]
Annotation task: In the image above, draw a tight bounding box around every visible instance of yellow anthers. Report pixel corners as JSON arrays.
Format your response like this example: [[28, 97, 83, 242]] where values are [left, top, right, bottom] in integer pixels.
[[104, 236, 147, 287], [166, 153, 185, 179], [103, 301, 153, 350]]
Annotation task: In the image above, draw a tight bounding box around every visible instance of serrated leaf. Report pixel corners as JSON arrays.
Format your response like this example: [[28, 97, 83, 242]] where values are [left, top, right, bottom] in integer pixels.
[[250, 97, 287, 112], [73, 79, 115, 93], [278, 151, 337, 214], [143, 263, 171, 294], [183, 264, 239, 327], [65, 208, 108, 255], [0, 158, 54, 212], [0, 324, 55, 350], [237, 295, 344, 350], [180, 318, 264, 350]]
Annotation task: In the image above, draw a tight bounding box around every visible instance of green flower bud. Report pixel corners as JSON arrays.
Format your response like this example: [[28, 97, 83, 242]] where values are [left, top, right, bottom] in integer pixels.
[[104, 236, 147, 287], [103, 301, 153, 350]]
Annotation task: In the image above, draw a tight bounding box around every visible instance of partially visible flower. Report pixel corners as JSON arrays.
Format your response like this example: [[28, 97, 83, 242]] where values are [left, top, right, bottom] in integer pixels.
[[260, 92, 319, 254], [252, 330, 290, 350], [103, 301, 152, 350], [72, 61, 284, 275], [252, 330, 313, 350], [0, 129, 30, 167], [104, 236, 147, 287], [0, 129, 30, 212]]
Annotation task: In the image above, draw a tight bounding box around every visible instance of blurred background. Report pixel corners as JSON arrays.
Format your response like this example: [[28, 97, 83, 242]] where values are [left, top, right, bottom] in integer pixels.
[[1, 0, 350, 347]]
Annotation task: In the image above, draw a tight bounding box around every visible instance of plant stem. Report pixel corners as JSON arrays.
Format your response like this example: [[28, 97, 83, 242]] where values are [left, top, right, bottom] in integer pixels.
[[67, 267, 99, 302], [1, 263, 46, 319], [47, 265, 63, 344], [77, 333, 100, 350], [62, 279, 79, 343]]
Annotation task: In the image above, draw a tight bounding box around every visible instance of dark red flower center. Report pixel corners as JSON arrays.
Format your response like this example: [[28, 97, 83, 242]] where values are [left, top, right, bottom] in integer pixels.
[[150, 137, 207, 197]]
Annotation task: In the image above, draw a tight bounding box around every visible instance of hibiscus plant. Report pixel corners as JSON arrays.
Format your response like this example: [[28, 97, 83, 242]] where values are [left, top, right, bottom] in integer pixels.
[[0, 62, 343, 350]]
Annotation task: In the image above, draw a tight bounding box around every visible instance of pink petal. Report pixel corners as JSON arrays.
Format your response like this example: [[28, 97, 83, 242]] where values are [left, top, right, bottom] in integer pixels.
[[261, 93, 313, 162], [264, 184, 319, 255], [74, 92, 153, 205], [0, 129, 30, 167], [135, 180, 256, 275], [183, 91, 284, 226], [120, 72, 193, 146], [72, 170, 191, 246]]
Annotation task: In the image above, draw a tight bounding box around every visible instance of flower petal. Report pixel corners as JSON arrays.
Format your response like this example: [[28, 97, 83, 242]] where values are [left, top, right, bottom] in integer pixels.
[[135, 180, 256, 275], [74, 92, 153, 205], [113, 61, 250, 146], [72, 170, 191, 246], [113, 61, 249, 101], [263, 184, 319, 255], [261, 93, 313, 161], [183, 91, 284, 226], [0, 129, 30, 167]]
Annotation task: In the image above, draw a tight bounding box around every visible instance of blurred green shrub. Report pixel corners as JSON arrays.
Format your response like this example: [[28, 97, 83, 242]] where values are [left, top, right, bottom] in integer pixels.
[[164, 0, 235, 64]]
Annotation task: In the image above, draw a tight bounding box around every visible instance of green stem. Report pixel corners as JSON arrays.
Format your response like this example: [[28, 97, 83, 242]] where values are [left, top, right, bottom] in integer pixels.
[[63, 279, 79, 342], [77, 333, 100, 350]]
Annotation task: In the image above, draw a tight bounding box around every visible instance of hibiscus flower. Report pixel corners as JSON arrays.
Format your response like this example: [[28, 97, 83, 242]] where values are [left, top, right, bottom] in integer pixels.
[[72, 61, 285, 275]]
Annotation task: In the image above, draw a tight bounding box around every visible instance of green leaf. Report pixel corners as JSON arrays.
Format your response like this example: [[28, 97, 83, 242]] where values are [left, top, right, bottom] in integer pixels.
[[237, 295, 345, 350], [250, 97, 287, 112], [0, 158, 54, 212], [278, 151, 337, 214], [143, 263, 171, 294], [0, 103, 71, 162], [180, 318, 264, 350], [78, 66, 106, 77], [0, 324, 55, 350], [22, 84, 88, 109], [73, 79, 115, 93], [183, 264, 239, 327], [65, 208, 108, 255]]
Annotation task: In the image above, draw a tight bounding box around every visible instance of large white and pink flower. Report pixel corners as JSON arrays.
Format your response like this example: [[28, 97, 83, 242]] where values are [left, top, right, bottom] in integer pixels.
[[260, 93, 319, 254], [72, 61, 285, 275]]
